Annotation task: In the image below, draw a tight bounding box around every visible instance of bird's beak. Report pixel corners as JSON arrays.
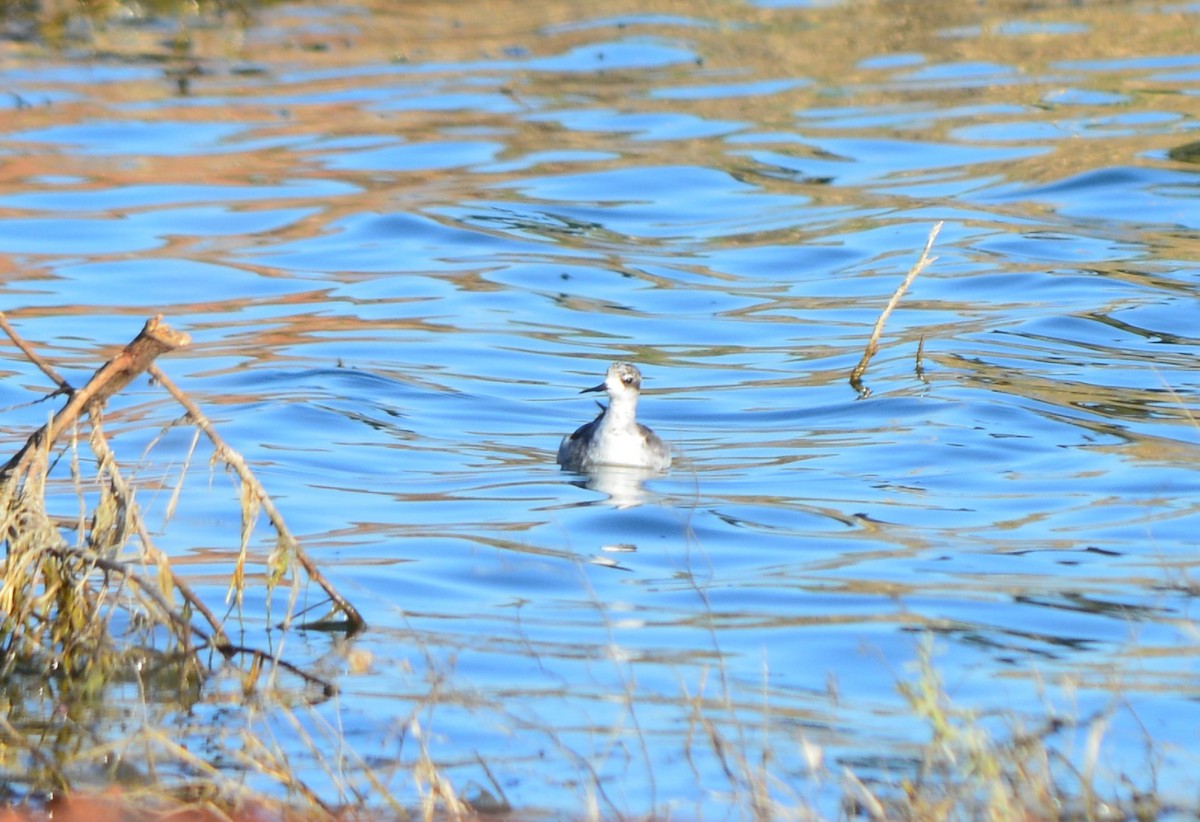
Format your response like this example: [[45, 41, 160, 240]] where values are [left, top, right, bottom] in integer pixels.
[[580, 382, 606, 394]]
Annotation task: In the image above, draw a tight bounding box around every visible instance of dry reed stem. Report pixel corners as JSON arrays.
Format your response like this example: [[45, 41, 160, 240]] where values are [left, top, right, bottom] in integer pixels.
[[849, 221, 943, 397]]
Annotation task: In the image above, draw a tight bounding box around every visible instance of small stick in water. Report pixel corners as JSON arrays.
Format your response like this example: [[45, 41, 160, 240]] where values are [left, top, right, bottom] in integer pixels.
[[850, 221, 943, 397]]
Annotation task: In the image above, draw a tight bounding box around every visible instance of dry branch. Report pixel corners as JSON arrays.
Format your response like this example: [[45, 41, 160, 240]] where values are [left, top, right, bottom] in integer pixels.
[[149, 364, 366, 633], [0, 313, 370, 810], [849, 222, 943, 397], [0, 314, 190, 487], [0, 314, 355, 718]]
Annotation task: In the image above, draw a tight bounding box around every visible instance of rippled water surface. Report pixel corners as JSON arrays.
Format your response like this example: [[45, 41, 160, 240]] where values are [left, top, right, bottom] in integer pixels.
[[4, 0, 1200, 815]]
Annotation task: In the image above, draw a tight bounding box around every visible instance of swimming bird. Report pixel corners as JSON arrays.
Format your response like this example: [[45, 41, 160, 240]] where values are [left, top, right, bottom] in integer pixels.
[[557, 362, 671, 472]]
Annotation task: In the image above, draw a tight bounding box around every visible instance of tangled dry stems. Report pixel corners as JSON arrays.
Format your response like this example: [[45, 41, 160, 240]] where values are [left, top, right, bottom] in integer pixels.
[[0, 315, 365, 815]]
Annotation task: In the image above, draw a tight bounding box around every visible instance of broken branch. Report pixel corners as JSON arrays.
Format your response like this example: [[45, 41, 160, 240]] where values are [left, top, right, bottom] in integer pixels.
[[148, 364, 366, 634], [0, 314, 190, 487], [849, 221, 942, 397]]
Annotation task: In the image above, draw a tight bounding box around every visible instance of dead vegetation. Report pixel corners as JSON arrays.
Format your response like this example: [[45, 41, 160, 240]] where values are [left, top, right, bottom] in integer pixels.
[[849, 221, 942, 397], [0, 314, 366, 815]]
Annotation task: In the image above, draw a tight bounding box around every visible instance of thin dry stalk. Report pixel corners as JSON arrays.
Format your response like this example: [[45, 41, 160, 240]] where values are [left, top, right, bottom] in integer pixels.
[[149, 363, 365, 633], [849, 222, 943, 397], [0, 312, 71, 393]]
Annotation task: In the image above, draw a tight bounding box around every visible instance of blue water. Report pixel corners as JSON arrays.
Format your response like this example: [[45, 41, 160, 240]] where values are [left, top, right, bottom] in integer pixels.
[[3, 0, 1200, 816]]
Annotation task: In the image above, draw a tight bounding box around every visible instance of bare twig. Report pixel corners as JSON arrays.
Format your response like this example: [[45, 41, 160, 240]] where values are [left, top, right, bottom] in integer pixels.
[[849, 222, 943, 397], [148, 364, 366, 634], [0, 312, 71, 392], [215, 643, 337, 697]]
